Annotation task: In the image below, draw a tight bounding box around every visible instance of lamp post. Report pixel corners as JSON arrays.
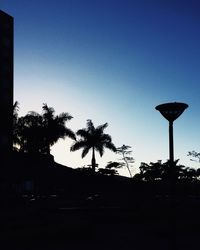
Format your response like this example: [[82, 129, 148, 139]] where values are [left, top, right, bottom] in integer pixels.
[[155, 102, 188, 177], [155, 102, 188, 250]]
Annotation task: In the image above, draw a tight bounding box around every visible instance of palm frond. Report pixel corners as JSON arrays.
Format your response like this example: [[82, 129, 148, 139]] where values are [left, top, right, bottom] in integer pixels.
[[42, 103, 55, 119], [96, 122, 108, 132], [96, 144, 104, 157], [13, 101, 19, 114], [58, 112, 73, 122], [82, 146, 90, 158], [101, 133, 112, 142], [76, 129, 90, 139], [64, 127, 76, 140], [86, 119, 95, 132], [70, 119, 116, 171], [70, 140, 86, 152], [105, 141, 117, 152]]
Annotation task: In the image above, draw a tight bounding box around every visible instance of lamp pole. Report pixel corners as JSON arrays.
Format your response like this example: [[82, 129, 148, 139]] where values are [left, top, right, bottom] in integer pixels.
[[169, 120, 174, 166], [155, 102, 188, 173], [155, 102, 188, 250]]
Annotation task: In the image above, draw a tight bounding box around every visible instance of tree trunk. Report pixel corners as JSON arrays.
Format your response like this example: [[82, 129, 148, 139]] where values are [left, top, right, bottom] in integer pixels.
[[91, 147, 96, 173], [122, 151, 132, 178]]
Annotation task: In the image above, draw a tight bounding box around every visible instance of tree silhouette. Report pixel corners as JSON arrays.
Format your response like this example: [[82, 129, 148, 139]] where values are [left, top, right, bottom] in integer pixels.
[[70, 119, 116, 172], [13, 101, 20, 151], [98, 168, 119, 176], [13, 103, 75, 154], [98, 161, 121, 176], [188, 150, 200, 163], [42, 104, 75, 154], [105, 161, 122, 169], [134, 160, 198, 181], [17, 111, 44, 153], [116, 145, 134, 177], [137, 161, 166, 181]]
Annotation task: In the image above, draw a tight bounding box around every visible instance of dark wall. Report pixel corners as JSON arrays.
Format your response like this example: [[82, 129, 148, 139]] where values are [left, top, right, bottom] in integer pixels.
[[0, 10, 13, 159]]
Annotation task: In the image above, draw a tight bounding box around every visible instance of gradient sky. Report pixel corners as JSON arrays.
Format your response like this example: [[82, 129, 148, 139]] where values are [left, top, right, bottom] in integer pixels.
[[1, 0, 200, 176]]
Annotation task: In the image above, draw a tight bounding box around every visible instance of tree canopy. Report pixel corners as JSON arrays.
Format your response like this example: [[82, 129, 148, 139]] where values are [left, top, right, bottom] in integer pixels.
[[70, 119, 116, 172], [13, 103, 75, 154], [133, 160, 199, 181]]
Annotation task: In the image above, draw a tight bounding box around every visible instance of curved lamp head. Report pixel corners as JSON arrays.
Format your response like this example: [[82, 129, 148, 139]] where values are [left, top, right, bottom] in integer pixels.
[[155, 102, 188, 122]]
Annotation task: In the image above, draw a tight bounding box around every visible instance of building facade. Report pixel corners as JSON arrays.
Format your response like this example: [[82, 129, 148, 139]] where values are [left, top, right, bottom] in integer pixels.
[[0, 10, 13, 158]]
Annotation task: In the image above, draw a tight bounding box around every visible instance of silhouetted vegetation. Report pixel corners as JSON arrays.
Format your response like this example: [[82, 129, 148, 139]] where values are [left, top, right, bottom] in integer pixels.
[[1, 102, 199, 250], [13, 103, 75, 154], [98, 162, 120, 176], [116, 145, 134, 177], [100, 161, 122, 175], [133, 159, 199, 181], [13, 101, 20, 151], [96, 145, 135, 177], [70, 119, 116, 172], [188, 150, 200, 163], [12, 102, 200, 183]]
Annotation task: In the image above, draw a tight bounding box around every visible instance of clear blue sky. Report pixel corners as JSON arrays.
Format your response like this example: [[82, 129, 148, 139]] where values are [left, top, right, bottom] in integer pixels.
[[1, 0, 200, 176]]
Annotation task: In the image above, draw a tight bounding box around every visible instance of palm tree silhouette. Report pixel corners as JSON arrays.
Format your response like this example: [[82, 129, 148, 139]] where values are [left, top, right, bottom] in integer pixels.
[[17, 111, 44, 153], [42, 104, 76, 154], [13, 103, 76, 154], [70, 119, 116, 172]]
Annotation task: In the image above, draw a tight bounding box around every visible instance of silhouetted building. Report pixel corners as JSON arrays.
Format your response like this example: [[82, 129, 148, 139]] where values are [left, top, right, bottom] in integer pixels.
[[0, 10, 13, 158]]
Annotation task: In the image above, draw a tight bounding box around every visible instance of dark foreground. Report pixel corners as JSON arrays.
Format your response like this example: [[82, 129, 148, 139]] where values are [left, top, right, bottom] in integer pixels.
[[1, 196, 200, 250]]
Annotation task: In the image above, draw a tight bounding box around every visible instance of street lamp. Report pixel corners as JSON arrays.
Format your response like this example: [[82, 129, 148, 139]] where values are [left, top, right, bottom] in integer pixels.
[[156, 102, 188, 250], [155, 102, 188, 168]]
